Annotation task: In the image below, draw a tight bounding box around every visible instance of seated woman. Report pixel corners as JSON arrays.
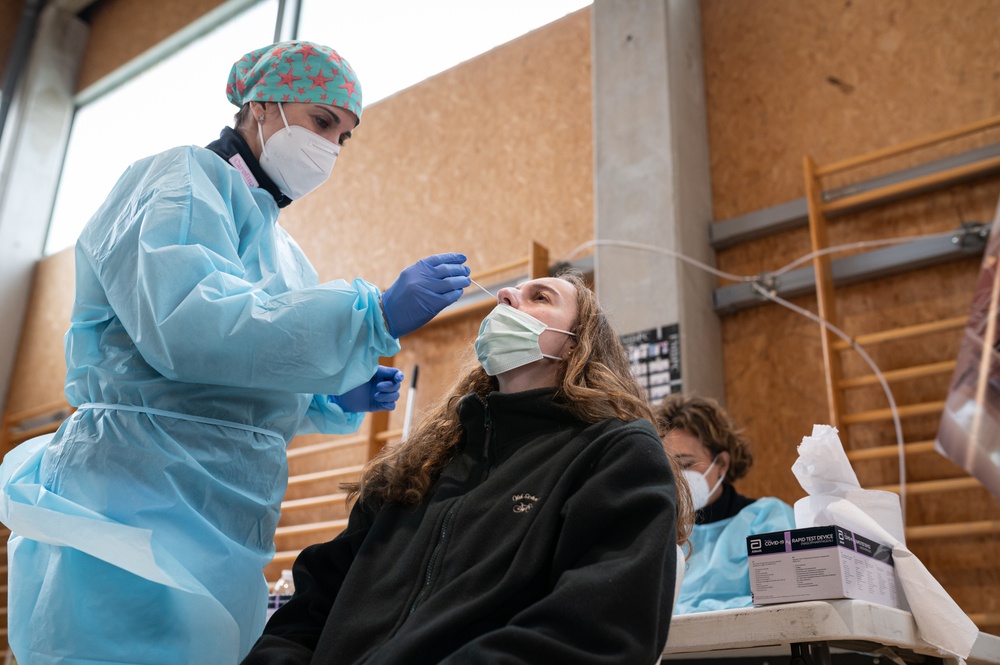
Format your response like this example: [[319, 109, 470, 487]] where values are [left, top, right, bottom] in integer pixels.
[[654, 394, 794, 614], [242, 269, 692, 664]]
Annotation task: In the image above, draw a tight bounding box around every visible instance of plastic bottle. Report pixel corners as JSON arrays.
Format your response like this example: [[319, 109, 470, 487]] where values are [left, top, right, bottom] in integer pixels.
[[267, 569, 296, 619], [273, 569, 295, 596]]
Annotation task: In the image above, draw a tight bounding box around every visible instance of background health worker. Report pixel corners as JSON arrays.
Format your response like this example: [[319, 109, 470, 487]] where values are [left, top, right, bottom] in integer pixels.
[[242, 271, 692, 664], [0, 41, 470, 665], [654, 393, 795, 614]]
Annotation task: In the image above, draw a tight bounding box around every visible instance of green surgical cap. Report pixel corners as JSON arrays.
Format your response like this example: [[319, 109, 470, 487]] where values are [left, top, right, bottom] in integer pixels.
[[226, 41, 363, 120]]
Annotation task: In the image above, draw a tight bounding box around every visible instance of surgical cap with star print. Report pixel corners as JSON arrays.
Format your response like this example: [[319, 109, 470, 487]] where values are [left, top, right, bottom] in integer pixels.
[[226, 41, 363, 121]]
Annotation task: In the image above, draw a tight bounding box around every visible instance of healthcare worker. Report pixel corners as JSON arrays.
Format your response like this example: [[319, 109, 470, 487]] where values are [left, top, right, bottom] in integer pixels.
[[241, 269, 692, 664], [0, 41, 470, 665], [654, 394, 795, 614]]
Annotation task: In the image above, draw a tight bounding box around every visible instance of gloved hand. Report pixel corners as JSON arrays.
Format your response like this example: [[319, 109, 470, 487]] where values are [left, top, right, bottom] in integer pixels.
[[329, 366, 404, 412], [381, 252, 471, 338]]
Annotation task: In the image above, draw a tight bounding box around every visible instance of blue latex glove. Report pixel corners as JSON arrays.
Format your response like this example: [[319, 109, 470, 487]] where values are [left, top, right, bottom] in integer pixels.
[[329, 366, 404, 412], [381, 253, 471, 338]]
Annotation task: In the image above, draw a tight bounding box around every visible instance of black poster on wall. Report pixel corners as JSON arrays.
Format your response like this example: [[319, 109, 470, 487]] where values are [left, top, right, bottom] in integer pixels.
[[620, 324, 681, 403]]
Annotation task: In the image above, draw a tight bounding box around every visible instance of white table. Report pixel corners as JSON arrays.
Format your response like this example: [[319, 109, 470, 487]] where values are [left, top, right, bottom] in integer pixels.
[[661, 600, 1000, 665]]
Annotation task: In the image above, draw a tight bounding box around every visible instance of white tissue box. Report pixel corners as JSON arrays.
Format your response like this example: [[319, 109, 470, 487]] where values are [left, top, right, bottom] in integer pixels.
[[746, 525, 900, 609]]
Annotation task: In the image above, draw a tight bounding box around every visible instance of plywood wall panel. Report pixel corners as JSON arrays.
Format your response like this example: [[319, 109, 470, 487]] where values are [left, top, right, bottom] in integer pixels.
[[280, 9, 593, 293], [724, 255, 984, 496], [76, 0, 229, 91], [5, 248, 75, 418], [701, 0, 1000, 222], [911, 488, 1000, 526], [703, 0, 1000, 501], [721, 293, 826, 506], [703, 1, 1000, 622]]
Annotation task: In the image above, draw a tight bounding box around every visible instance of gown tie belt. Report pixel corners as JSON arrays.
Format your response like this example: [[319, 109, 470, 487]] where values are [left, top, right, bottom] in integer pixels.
[[78, 402, 283, 440]]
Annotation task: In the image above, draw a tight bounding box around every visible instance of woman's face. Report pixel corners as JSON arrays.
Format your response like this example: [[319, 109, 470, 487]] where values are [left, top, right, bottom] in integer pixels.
[[497, 277, 578, 356], [249, 101, 359, 157], [662, 428, 728, 504], [492, 277, 579, 392]]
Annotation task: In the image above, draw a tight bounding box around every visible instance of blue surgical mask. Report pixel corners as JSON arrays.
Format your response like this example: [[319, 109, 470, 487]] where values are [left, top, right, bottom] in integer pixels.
[[475, 304, 576, 376]]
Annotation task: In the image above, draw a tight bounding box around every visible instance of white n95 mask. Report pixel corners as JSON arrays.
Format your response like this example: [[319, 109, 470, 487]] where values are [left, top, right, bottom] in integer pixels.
[[681, 455, 724, 510], [475, 304, 576, 376], [258, 103, 340, 200]]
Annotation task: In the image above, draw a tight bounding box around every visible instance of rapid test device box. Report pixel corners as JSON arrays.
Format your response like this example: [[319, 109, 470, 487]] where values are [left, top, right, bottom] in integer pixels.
[[746, 525, 900, 609]]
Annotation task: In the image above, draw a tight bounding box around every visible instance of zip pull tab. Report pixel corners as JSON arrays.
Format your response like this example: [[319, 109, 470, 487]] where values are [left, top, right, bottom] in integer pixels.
[[488, 412, 499, 466]]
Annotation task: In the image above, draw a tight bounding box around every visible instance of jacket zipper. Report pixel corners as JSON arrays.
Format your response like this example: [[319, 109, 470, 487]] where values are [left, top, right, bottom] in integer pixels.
[[483, 401, 498, 478], [409, 397, 494, 615], [409, 497, 460, 615]]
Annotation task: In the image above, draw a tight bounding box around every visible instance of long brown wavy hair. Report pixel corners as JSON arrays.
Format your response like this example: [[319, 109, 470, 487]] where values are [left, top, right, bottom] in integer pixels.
[[344, 269, 693, 546]]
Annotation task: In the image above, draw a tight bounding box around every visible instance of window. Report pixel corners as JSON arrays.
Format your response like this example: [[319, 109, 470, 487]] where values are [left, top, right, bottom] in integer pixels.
[[45, 0, 280, 255]]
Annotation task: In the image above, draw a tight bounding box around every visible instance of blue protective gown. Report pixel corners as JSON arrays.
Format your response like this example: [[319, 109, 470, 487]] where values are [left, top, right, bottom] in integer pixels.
[[0, 132, 401, 665], [675, 487, 794, 615]]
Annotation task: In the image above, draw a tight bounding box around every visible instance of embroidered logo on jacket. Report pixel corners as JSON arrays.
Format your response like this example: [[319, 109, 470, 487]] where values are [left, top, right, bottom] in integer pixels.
[[512, 493, 539, 513]]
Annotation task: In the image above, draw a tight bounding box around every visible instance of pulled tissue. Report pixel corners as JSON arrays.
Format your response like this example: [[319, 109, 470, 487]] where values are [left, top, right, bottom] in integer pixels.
[[791, 424, 979, 659]]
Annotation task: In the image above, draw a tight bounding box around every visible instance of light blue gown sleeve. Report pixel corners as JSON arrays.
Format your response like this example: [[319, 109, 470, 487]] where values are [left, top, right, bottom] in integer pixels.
[[78, 147, 400, 399], [675, 497, 795, 614]]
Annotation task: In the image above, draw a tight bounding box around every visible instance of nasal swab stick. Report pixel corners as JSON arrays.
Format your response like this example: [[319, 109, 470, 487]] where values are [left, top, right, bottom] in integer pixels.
[[469, 278, 495, 298]]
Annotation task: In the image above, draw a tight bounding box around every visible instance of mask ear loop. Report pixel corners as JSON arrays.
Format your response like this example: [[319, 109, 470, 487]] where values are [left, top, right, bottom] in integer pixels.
[[539, 325, 577, 362], [703, 454, 725, 498], [256, 115, 268, 158], [276, 102, 293, 134], [257, 103, 293, 159]]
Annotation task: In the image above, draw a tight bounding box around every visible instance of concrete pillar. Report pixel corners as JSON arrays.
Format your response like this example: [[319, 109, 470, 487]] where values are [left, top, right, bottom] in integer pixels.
[[592, 0, 724, 402]]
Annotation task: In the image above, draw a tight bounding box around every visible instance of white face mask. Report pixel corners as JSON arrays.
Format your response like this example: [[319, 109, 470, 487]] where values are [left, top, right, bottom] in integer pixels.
[[682, 455, 724, 511], [257, 103, 340, 200], [475, 304, 576, 377]]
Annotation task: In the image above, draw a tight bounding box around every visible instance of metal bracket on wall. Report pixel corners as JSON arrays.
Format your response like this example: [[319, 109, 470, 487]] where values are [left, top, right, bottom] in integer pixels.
[[713, 222, 991, 315], [709, 142, 1000, 250]]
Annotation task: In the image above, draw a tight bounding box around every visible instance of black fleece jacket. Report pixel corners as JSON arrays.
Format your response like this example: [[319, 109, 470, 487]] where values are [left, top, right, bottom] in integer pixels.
[[241, 388, 680, 665]]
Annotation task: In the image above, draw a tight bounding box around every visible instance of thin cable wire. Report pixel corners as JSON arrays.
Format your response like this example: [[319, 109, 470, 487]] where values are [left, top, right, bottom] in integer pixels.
[[564, 228, 969, 286], [562, 237, 914, 524], [561, 239, 753, 283], [770, 229, 960, 276]]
